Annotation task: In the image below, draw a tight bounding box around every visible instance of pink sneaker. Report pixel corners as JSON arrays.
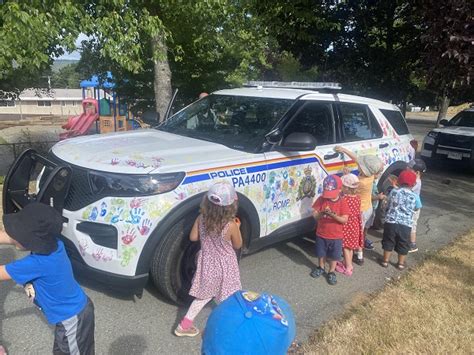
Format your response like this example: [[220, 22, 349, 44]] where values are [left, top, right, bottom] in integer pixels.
[[343, 267, 353, 276], [335, 261, 346, 274]]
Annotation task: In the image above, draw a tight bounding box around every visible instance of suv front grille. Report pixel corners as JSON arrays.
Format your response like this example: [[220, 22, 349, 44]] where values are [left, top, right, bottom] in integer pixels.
[[49, 154, 102, 211], [437, 133, 473, 150]]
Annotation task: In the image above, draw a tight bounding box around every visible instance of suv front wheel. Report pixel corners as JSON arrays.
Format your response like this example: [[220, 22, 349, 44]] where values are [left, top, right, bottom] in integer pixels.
[[150, 211, 199, 304]]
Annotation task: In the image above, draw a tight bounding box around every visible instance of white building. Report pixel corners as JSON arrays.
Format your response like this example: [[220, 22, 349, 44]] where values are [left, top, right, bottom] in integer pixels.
[[0, 89, 83, 120]]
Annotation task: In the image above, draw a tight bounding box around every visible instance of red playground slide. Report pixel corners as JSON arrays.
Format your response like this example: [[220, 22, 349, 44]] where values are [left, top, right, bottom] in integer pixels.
[[60, 98, 99, 140], [62, 114, 82, 130], [59, 112, 99, 140]]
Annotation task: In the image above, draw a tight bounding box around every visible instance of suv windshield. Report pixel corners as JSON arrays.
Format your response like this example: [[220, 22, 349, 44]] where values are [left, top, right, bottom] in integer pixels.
[[450, 110, 474, 127], [158, 95, 294, 152]]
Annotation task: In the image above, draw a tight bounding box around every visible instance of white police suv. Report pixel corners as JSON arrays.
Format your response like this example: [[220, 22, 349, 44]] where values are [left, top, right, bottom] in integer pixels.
[[3, 82, 416, 303]]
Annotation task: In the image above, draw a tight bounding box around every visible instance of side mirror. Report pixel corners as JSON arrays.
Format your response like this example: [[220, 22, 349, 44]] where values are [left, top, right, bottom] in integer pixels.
[[439, 119, 450, 126], [278, 132, 317, 151], [265, 129, 283, 145]]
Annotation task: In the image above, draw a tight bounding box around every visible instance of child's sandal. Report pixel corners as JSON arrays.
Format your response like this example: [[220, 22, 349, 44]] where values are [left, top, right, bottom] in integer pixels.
[[380, 260, 389, 268], [397, 263, 406, 270]]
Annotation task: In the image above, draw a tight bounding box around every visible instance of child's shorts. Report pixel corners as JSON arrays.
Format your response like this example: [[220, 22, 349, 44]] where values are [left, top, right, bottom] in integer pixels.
[[412, 209, 421, 233], [315, 236, 342, 260], [53, 297, 95, 355], [382, 223, 411, 255]]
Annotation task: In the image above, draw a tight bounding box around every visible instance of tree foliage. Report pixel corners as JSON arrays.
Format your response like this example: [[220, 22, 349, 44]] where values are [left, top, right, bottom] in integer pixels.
[[1, 0, 471, 112], [417, 0, 473, 98], [0, 1, 80, 97], [51, 64, 82, 89]]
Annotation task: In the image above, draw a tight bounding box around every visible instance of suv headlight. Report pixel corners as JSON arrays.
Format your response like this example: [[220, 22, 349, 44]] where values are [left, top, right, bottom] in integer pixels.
[[89, 171, 185, 196], [427, 131, 439, 139]]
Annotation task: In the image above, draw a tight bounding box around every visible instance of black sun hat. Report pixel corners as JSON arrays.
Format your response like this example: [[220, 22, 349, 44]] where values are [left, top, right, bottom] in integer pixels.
[[3, 203, 63, 255]]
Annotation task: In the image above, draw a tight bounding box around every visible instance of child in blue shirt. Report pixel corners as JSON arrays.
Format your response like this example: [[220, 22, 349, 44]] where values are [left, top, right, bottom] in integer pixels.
[[0, 203, 95, 355], [407, 159, 427, 252], [380, 170, 421, 270]]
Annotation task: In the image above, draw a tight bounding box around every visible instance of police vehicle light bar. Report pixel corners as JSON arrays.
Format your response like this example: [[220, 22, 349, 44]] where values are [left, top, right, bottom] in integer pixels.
[[244, 81, 342, 90]]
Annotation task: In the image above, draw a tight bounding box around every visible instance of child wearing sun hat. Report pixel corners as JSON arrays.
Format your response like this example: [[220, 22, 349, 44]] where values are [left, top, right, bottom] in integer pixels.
[[334, 146, 384, 264], [335, 173, 363, 276], [174, 182, 243, 337]]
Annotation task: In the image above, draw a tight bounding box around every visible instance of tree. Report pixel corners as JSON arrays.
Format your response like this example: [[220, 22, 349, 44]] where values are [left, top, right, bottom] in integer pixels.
[[0, 1, 80, 97], [329, 0, 421, 109], [76, 1, 272, 118], [51, 64, 81, 89], [2, 1, 272, 121], [250, 0, 422, 110], [416, 0, 473, 124]]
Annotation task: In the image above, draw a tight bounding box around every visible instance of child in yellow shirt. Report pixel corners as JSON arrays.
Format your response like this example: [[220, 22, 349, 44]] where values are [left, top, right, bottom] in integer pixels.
[[335, 146, 384, 265]]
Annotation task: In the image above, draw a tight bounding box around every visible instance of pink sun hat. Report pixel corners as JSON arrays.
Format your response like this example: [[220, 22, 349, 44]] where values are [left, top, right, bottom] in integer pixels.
[[341, 173, 360, 189], [207, 182, 238, 206]]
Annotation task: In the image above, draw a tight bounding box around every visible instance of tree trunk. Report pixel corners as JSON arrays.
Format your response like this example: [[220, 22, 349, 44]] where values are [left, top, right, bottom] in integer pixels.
[[436, 95, 450, 127], [151, 33, 172, 123], [401, 100, 407, 117]]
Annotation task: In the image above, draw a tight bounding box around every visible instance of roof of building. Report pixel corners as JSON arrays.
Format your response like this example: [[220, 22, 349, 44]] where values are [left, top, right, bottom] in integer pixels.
[[19, 88, 82, 101]]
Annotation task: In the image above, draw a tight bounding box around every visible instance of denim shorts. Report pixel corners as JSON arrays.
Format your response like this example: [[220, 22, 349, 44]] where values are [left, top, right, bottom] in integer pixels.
[[315, 236, 342, 261]]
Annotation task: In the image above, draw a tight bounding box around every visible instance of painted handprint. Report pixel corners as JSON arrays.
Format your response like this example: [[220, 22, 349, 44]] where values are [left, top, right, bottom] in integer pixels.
[[121, 227, 137, 245], [130, 198, 145, 209], [138, 218, 153, 236], [110, 207, 124, 224], [78, 239, 88, 256], [92, 248, 104, 261], [100, 202, 108, 217], [82, 206, 93, 220], [151, 157, 163, 168], [174, 190, 187, 201], [128, 208, 145, 225], [121, 245, 138, 267], [89, 207, 99, 221], [101, 252, 113, 262]]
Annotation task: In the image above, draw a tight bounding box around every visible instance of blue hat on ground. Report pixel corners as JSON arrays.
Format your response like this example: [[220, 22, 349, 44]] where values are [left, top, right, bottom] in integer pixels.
[[202, 290, 296, 355]]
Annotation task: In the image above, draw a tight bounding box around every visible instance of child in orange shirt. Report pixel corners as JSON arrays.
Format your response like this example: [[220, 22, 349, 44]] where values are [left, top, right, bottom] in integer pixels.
[[335, 146, 383, 265]]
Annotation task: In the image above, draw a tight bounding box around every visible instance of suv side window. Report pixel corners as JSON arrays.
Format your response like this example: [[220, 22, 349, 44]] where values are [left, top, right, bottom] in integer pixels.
[[380, 109, 409, 135], [284, 101, 335, 145], [339, 103, 382, 141]]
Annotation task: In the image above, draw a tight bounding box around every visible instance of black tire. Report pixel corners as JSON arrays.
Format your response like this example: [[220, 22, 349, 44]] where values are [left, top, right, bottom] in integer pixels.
[[150, 211, 199, 304], [374, 173, 398, 228]]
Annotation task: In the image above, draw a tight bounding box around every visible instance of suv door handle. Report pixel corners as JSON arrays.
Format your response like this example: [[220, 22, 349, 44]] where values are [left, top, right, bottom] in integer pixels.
[[324, 152, 339, 160], [379, 143, 389, 148]]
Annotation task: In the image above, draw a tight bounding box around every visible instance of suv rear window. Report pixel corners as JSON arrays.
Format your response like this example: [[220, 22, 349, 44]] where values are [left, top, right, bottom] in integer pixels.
[[380, 109, 409, 135], [339, 103, 382, 142]]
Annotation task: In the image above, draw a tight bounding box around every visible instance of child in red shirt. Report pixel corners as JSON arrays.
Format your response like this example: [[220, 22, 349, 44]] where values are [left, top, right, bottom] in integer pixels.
[[310, 175, 350, 285]]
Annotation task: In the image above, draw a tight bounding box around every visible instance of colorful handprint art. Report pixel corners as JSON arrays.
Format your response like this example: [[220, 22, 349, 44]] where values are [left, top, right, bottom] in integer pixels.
[[121, 227, 137, 245]]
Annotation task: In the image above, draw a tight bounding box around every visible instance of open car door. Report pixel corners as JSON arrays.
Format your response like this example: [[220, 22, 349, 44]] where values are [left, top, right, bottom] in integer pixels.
[[3, 149, 72, 214]]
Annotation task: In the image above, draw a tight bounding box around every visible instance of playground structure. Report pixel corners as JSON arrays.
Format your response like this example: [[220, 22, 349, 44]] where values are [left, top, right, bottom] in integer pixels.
[[60, 73, 147, 140]]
